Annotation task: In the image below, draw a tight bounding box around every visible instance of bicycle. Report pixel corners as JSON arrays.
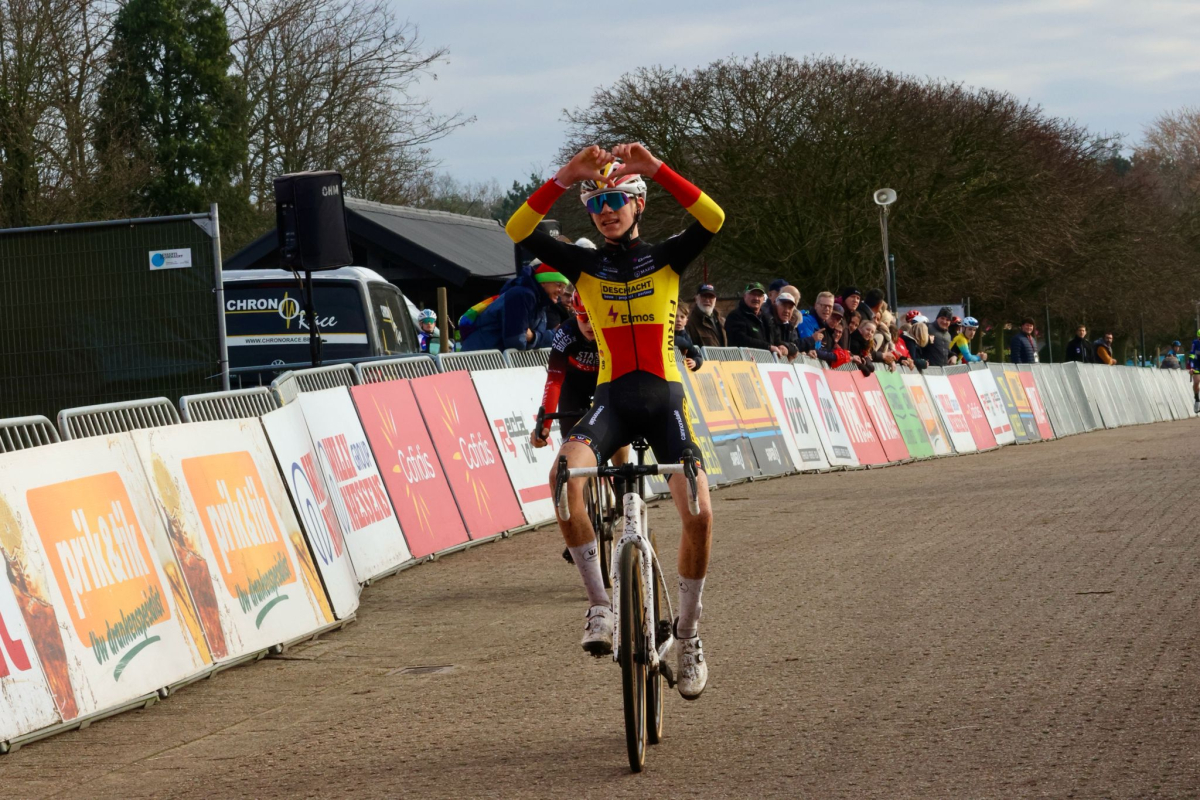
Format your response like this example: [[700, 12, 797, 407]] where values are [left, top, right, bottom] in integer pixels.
[[554, 439, 700, 773], [538, 408, 624, 587]]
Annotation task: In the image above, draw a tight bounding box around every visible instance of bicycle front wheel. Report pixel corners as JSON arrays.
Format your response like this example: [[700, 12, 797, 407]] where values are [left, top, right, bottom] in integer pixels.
[[618, 542, 646, 773], [646, 524, 664, 744]]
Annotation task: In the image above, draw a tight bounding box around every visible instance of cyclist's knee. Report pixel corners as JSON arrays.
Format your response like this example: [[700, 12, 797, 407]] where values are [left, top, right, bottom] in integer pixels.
[[548, 441, 596, 484]]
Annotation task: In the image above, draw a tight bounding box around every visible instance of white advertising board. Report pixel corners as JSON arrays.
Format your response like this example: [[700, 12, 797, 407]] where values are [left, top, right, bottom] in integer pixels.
[[262, 404, 362, 620], [794, 363, 860, 468], [758, 365, 831, 471], [470, 367, 558, 524], [969, 368, 1018, 446], [922, 373, 977, 454], [0, 569, 61, 741], [901, 372, 952, 456], [0, 435, 208, 721], [133, 421, 336, 663], [297, 387, 412, 581]]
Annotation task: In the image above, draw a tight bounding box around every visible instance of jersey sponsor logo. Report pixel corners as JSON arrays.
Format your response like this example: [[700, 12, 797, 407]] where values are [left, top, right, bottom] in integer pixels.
[[600, 278, 654, 301], [620, 312, 655, 324], [607, 306, 620, 323]]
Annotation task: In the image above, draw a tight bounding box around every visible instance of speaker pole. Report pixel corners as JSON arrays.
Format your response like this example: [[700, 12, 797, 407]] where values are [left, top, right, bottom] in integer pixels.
[[304, 269, 321, 367]]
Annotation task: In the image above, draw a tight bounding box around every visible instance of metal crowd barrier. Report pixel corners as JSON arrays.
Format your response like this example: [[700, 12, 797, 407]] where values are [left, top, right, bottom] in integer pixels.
[[58, 397, 180, 440], [437, 350, 508, 372], [702, 346, 749, 362], [180, 387, 279, 422], [271, 363, 359, 406], [357, 355, 440, 384], [740, 348, 778, 364], [505, 348, 552, 369], [0, 416, 60, 452]]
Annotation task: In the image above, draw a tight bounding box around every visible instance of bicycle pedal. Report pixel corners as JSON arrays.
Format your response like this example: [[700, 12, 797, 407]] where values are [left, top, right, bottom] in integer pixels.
[[562, 547, 574, 564]]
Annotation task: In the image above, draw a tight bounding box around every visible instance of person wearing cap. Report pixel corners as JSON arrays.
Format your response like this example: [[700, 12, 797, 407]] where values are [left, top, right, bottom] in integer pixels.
[[761, 285, 806, 360], [950, 316, 986, 363], [839, 287, 863, 321], [1065, 325, 1095, 363], [1160, 341, 1183, 369], [763, 278, 788, 321], [1093, 332, 1116, 365], [923, 306, 954, 367], [685, 282, 728, 348], [725, 282, 787, 357], [1009, 317, 1039, 364], [461, 261, 570, 352]]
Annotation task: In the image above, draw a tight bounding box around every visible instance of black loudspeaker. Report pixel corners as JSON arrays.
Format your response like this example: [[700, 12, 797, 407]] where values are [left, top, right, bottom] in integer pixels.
[[274, 171, 353, 270]]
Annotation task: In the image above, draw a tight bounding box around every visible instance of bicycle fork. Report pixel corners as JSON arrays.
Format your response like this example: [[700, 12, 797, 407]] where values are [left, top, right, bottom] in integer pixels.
[[610, 492, 673, 673]]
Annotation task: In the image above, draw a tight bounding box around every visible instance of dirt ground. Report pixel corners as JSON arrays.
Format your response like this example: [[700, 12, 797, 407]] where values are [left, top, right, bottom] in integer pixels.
[[3, 421, 1199, 799]]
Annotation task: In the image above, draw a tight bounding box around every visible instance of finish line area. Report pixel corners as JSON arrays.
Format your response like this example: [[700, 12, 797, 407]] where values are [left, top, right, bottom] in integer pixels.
[[3, 421, 1197, 799]]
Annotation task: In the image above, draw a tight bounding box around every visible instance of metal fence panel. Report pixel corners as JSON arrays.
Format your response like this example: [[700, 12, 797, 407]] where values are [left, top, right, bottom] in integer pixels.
[[0, 415, 60, 452], [0, 211, 225, 420], [739, 348, 777, 364], [58, 397, 180, 440], [438, 350, 508, 372], [701, 346, 748, 362], [504, 348, 551, 369], [1059, 363, 1100, 431], [180, 387, 278, 421], [356, 355, 440, 384]]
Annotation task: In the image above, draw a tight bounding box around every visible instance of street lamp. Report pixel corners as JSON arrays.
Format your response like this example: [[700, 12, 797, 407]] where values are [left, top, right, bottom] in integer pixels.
[[874, 188, 897, 312]]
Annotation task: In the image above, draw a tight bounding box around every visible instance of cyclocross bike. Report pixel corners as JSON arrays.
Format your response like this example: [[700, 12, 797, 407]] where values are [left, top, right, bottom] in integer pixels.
[[538, 408, 625, 587], [554, 439, 701, 773]]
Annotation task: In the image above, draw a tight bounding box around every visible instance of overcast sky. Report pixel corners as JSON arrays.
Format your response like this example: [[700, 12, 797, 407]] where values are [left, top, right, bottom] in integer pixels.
[[400, 0, 1200, 186]]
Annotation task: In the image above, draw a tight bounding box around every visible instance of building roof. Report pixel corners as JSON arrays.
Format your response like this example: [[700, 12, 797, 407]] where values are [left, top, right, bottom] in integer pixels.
[[224, 197, 523, 287]]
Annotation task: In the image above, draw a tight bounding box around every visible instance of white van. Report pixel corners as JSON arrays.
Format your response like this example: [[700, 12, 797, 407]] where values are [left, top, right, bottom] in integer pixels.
[[223, 267, 420, 380]]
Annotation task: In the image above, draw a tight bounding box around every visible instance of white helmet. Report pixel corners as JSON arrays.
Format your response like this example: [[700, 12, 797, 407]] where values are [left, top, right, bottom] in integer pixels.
[[579, 160, 648, 206], [574, 237, 597, 250]]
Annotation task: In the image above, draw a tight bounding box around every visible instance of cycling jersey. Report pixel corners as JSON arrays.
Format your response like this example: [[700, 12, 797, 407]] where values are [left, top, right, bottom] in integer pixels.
[[542, 318, 600, 436], [1191, 339, 1200, 372], [506, 163, 723, 466], [950, 334, 982, 363]]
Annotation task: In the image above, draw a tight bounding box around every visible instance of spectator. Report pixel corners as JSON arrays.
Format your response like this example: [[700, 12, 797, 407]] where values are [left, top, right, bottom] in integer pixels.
[[924, 307, 954, 367], [674, 304, 704, 370], [950, 316, 987, 362], [848, 318, 878, 374], [1160, 341, 1183, 370], [685, 283, 728, 348], [820, 306, 852, 368], [762, 286, 803, 360], [544, 285, 574, 330], [903, 320, 930, 370], [1094, 332, 1116, 365], [461, 262, 569, 352], [417, 308, 439, 353], [1065, 325, 1095, 363], [861, 288, 885, 322], [726, 282, 788, 357], [797, 291, 834, 339], [839, 287, 863, 322], [1009, 317, 1039, 363], [842, 309, 862, 350], [764, 278, 788, 319]]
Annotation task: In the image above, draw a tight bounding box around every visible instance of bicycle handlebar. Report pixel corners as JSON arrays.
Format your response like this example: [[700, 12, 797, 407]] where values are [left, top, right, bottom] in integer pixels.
[[553, 449, 701, 521]]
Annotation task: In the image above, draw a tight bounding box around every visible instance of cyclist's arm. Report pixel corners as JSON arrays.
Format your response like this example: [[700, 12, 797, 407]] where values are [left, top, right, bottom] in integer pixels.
[[505, 180, 586, 283], [652, 165, 725, 272], [542, 350, 567, 416]]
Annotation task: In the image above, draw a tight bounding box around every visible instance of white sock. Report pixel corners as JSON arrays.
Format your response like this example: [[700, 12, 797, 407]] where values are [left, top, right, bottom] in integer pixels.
[[569, 541, 609, 607], [676, 576, 705, 638]]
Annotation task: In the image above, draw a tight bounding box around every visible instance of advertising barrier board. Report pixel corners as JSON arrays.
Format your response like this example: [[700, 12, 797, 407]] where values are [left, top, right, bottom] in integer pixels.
[[949, 372, 999, 449], [134, 422, 335, 663], [410, 372, 527, 539], [988, 367, 1030, 443], [469, 368, 560, 524], [261, 404, 362, 618], [900, 372, 952, 456], [874, 370, 935, 459], [688, 363, 757, 480], [758, 365, 831, 471], [824, 370, 888, 465], [0, 436, 208, 721], [1016, 372, 1055, 440], [995, 368, 1039, 441], [677, 366, 728, 486], [968, 369, 1017, 446], [0, 565, 63, 741], [795, 364, 860, 468], [717, 362, 792, 476], [349, 381, 471, 558], [297, 387, 413, 580], [851, 371, 910, 463], [924, 372, 977, 453]]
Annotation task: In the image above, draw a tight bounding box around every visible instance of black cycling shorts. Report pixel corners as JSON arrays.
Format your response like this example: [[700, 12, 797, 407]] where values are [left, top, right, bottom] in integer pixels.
[[567, 374, 704, 470]]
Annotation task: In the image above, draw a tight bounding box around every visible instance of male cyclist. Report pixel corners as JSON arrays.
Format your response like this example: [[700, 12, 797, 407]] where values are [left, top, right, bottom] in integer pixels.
[[506, 142, 723, 699], [1191, 330, 1200, 412], [950, 316, 987, 363]]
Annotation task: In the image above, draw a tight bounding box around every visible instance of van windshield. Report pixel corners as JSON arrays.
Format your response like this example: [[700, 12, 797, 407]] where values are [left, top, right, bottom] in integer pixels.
[[225, 281, 370, 368]]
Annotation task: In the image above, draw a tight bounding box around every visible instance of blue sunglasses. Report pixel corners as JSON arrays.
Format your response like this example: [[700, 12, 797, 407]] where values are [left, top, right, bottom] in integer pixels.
[[585, 192, 630, 215]]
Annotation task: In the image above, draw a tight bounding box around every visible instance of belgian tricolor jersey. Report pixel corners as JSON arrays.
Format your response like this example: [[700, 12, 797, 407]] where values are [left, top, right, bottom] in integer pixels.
[[505, 164, 724, 387]]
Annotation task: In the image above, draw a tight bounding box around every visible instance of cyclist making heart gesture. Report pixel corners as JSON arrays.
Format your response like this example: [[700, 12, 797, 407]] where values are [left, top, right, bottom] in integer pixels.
[[506, 142, 723, 699]]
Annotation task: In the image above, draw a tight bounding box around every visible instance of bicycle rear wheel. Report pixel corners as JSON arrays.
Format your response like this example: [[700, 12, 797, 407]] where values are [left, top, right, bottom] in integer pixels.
[[618, 542, 646, 772]]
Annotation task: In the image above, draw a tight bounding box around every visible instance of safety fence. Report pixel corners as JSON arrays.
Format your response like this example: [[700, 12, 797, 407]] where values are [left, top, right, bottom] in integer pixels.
[[0, 351, 1191, 752]]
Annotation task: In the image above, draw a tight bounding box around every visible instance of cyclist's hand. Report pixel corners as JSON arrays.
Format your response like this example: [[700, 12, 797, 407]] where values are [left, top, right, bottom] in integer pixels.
[[556, 145, 615, 185], [531, 428, 550, 448], [685, 357, 696, 370], [611, 143, 662, 178]]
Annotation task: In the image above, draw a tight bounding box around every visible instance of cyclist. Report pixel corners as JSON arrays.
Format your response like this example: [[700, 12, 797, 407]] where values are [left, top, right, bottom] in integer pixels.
[[534, 292, 600, 447], [506, 142, 722, 699], [1191, 330, 1200, 411], [416, 309, 438, 353], [950, 316, 987, 363]]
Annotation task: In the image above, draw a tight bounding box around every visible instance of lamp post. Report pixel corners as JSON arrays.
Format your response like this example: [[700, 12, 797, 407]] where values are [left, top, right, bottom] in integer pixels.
[[874, 188, 897, 312]]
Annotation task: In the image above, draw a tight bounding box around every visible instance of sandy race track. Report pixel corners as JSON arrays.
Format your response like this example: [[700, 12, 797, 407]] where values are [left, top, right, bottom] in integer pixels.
[[2, 421, 1199, 798]]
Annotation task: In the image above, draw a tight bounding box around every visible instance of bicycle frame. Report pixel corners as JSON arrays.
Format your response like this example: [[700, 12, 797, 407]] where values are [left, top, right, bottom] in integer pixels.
[[610, 490, 663, 669]]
